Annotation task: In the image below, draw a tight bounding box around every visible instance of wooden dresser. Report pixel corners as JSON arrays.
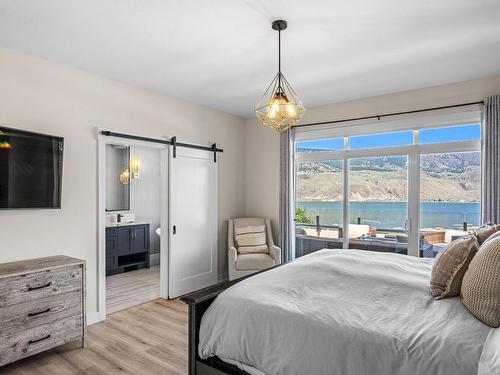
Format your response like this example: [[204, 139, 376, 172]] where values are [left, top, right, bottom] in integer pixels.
[[0, 256, 86, 367]]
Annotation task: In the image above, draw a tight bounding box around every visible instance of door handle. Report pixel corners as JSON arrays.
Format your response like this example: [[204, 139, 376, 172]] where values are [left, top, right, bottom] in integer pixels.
[[172, 225, 176, 235], [405, 219, 410, 234]]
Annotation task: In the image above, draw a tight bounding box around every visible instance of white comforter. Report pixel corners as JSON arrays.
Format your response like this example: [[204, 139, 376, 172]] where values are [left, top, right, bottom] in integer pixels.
[[199, 249, 498, 375]]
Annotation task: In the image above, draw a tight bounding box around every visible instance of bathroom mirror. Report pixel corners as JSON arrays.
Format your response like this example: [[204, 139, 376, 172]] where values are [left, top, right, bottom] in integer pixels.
[[105, 144, 130, 211]]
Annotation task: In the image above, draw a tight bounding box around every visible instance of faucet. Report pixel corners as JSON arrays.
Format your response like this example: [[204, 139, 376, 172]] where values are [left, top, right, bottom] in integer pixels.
[[117, 214, 124, 223]]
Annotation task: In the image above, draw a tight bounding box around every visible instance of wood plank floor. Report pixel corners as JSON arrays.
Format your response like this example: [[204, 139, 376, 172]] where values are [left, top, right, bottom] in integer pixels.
[[1, 299, 188, 375], [106, 265, 160, 314]]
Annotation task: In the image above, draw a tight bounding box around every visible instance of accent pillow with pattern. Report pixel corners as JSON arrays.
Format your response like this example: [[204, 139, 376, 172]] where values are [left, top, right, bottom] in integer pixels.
[[474, 224, 500, 245], [235, 225, 269, 254], [461, 234, 500, 327], [430, 235, 479, 299]]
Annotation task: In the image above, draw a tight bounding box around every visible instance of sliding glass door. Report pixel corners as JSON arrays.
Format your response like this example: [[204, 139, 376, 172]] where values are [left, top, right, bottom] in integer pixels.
[[419, 151, 481, 258], [348, 155, 409, 255], [293, 117, 481, 260], [295, 159, 344, 257]]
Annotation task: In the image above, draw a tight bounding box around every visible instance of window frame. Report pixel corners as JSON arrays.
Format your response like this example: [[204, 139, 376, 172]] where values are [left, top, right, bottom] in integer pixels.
[[292, 107, 481, 258]]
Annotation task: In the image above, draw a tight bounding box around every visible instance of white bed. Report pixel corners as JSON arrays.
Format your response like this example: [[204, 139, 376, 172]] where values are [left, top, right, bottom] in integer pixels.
[[199, 249, 499, 375]]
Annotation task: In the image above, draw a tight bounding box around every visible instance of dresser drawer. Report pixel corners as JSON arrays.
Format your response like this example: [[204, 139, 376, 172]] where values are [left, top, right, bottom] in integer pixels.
[[0, 266, 82, 308], [0, 315, 82, 366], [0, 291, 82, 337]]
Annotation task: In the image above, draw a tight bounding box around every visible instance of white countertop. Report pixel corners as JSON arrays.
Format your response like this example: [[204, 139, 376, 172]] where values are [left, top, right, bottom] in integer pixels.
[[105, 221, 151, 228]]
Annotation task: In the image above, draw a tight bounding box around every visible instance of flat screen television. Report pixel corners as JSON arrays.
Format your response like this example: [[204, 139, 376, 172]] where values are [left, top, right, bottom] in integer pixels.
[[0, 126, 63, 209]]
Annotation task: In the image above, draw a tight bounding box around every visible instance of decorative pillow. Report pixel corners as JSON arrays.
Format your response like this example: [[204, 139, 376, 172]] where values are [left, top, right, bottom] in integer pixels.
[[474, 224, 500, 245], [430, 235, 479, 299], [483, 230, 500, 244], [235, 225, 269, 254], [461, 235, 500, 327]]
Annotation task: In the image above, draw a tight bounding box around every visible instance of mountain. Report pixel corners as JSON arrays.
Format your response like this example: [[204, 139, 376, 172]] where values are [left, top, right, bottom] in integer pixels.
[[296, 153, 480, 202], [297, 151, 480, 173], [420, 152, 480, 173]]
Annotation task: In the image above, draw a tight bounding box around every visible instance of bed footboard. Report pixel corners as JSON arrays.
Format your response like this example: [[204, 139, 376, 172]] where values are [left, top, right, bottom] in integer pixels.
[[181, 280, 230, 375], [181, 266, 281, 375], [181, 279, 250, 375]]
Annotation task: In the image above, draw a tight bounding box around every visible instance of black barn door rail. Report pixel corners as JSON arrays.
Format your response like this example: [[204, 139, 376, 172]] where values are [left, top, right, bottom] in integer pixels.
[[101, 131, 223, 161]]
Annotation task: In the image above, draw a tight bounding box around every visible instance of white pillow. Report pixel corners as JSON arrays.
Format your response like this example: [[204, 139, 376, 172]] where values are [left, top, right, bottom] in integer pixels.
[[235, 225, 269, 254]]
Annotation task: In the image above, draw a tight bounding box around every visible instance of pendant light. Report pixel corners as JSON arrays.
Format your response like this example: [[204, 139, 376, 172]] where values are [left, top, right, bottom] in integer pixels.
[[255, 20, 305, 132]]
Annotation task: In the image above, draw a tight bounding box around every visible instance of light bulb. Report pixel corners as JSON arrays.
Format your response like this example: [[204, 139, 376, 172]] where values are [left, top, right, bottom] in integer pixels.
[[286, 102, 297, 117], [267, 92, 292, 120], [269, 100, 280, 119], [119, 169, 130, 185]]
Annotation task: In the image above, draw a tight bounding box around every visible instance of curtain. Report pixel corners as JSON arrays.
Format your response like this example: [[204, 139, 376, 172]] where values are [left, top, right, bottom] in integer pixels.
[[279, 128, 293, 263], [481, 95, 500, 224]]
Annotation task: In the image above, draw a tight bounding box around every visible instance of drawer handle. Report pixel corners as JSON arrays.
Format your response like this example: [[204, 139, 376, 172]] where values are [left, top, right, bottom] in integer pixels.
[[27, 282, 52, 291], [28, 308, 51, 317], [28, 334, 51, 344]]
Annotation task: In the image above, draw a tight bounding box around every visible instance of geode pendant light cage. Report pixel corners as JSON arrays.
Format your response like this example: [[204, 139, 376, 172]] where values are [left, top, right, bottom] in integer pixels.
[[255, 20, 305, 132]]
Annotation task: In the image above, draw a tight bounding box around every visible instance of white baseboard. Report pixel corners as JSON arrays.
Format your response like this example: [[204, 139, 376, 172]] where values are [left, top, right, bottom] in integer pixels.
[[87, 312, 101, 325], [150, 253, 160, 266], [218, 272, 228, 283]]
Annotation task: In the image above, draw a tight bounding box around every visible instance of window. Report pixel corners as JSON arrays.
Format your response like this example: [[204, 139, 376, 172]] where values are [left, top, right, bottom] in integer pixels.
[[293, 115, 481, 259], [348, 155, 409, 254], [419, 124, 480, 144], [295, 160, 344, 257], [349, 131, 413, 150], [419, 151, 480, 258], [296, 138, 344, 153]]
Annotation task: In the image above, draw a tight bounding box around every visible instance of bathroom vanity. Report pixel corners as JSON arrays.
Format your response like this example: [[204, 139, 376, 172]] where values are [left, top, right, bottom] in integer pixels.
[[105, 222, 150, 276]]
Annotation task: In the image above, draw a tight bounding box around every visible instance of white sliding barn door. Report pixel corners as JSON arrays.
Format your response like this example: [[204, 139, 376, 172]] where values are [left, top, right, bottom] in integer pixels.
[[168, 147, 218, 298]]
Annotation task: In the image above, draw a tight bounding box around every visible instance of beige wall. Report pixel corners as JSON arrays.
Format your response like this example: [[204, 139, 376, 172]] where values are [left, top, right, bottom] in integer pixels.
[[244, 121, 281, 237], [245, 75, 500, 240], [0, 47, 246, 320]]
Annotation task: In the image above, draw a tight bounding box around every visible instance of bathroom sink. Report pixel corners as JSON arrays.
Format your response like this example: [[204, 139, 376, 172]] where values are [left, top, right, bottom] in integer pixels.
[[115, 221, 135, 226], [106, 221, 134, 227], [105, 221, 150, 228]]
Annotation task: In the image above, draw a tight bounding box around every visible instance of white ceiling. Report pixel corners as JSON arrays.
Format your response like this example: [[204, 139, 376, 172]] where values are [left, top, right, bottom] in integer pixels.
[[1, 0, 500, 117]]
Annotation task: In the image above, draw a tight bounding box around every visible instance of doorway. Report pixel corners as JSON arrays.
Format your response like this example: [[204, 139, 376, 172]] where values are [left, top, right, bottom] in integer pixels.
[[97, 130, 219, 321], [98, 132, 169, 321], [102, 141, 165, 315]]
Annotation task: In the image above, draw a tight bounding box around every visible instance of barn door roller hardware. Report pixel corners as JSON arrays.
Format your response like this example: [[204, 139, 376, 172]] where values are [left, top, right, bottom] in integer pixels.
[[101, 131, 223, 161]]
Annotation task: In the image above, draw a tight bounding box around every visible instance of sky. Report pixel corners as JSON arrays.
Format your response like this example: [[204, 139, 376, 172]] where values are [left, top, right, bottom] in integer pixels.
[[297, 123, 481, 151]]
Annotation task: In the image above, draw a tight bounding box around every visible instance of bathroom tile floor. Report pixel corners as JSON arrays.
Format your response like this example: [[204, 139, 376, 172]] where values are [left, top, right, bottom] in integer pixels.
[[106, 265, 160, 314]]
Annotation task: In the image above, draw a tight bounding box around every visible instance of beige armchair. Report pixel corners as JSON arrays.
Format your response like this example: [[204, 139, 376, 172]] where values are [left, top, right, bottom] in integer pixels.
[[228, 218, 281, 281]]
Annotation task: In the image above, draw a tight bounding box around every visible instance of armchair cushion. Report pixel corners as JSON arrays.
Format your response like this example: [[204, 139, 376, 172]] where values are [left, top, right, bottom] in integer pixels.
[[235, 225, 269, 254], [236, 253, 275, 271]]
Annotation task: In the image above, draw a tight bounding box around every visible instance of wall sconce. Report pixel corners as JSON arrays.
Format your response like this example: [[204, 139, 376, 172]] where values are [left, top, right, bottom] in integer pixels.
[[131, 158, 141, 180], [120, 169, 130, 185]]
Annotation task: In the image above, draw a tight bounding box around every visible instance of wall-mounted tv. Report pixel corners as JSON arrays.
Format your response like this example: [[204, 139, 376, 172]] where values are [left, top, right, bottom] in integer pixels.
[[0, 126, 63, 209]]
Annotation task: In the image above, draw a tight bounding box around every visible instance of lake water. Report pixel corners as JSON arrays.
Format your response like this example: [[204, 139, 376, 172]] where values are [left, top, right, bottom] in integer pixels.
[[296, 201, 480, 229]]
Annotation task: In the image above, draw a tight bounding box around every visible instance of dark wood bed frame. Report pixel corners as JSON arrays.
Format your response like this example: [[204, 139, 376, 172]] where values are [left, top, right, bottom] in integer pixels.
[[181, 266, 280, 375]]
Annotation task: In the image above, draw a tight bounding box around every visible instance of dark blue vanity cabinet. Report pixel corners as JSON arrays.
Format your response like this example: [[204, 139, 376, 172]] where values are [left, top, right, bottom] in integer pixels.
[[106, 223, 150, 276]]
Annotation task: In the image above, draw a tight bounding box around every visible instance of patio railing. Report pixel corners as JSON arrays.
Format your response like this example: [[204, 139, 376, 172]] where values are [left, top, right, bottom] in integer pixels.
[[294, 215, 453, 259], [296, 215, 407, 238]]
